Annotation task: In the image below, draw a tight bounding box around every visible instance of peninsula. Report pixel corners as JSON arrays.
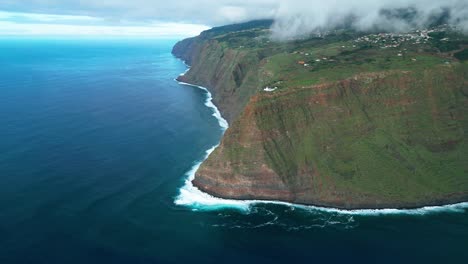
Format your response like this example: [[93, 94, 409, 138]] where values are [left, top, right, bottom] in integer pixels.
[[173, 20, 468, 209]]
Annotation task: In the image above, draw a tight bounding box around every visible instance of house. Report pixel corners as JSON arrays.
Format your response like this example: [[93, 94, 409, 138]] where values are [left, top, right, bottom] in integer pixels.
[[298, 61, 306, 65], [264, 87, 278, 92]]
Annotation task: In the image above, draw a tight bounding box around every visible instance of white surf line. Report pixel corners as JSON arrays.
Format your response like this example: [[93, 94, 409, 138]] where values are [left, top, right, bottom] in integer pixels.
[[247, 200, 468, 216], [176, 81, 228, 130], [175, 145, 253, 211], [178, 60, 191, 77], [173, 60, 468, 216]]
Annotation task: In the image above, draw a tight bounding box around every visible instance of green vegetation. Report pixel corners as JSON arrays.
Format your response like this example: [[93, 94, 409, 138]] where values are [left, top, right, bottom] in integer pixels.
[[428, 31, 468, 52], [174, 21, 468, 208], [254, 66, 467, 203], [455, 49, 468, 61]]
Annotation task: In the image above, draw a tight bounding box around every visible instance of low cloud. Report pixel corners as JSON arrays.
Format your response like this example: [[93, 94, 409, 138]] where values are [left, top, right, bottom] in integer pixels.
[[1, 1, 467, 39], [0, 1, 277, 25], [0, 11, 208, 38], [271, 0, 468, 40]]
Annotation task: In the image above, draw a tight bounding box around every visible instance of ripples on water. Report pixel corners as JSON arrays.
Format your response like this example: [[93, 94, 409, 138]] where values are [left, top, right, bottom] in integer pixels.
[[172, 81, 468, 231], [1, 38, 467, 264], [212, 206, 358, 231]]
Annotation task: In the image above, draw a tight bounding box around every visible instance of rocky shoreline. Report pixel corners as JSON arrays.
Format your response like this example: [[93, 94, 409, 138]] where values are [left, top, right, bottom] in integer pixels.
[[172, 21, 468, 210]]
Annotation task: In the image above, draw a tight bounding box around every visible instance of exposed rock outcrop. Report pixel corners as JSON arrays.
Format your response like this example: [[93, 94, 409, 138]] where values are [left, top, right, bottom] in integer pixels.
[[172, 21, 468, 209]]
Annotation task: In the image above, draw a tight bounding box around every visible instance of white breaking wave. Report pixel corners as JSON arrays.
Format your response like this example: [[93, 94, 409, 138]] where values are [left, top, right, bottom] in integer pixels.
[[174, 64, 468, 216], [174, 145, 252, 211], [176, 81, 229, 129], [178, 61, 191, 77], [179, 68, 190, 77]]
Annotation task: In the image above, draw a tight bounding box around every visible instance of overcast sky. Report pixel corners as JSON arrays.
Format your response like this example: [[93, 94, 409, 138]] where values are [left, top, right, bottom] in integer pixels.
[[0, 1, 467, 38]]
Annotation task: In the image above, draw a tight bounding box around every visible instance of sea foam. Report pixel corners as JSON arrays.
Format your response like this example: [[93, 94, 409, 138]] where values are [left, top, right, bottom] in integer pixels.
[[174, 65, 468, 216], [174, 145, 251, 211], [177, 81, 228, 130]]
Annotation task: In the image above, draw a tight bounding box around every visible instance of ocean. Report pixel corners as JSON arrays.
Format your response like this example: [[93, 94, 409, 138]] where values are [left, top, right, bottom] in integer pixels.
[[0, 38, 467, 263]]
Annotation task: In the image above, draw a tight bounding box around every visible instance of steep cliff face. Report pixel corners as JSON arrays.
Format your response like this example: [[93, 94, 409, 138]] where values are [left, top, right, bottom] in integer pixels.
[[172, 20, 273, 122], [174, 40, 261, 122], [195, 66, 468, 209], [172, 21, 468, 209], [172, 36, 201, 66]]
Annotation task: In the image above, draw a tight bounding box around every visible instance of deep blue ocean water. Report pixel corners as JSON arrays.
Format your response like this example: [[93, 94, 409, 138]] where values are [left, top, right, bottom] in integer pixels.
[[0, 38, 467, 264]]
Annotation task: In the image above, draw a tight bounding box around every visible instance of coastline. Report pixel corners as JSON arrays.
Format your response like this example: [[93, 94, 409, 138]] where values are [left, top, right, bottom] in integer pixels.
[[173, 59, 468, 216]]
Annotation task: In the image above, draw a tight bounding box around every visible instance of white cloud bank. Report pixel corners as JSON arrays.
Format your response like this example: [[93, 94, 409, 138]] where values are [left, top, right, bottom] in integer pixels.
[[271, 0, 468, 40], [0, 11, 208, 38], [0, 1, 467, 38]]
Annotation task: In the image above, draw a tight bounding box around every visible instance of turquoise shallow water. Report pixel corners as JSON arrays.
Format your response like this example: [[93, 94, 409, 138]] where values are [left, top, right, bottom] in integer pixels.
[[0, 38, 467, 264]]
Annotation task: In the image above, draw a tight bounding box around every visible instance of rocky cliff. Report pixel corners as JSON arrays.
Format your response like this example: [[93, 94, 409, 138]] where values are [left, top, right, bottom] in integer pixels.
[[173, 21, 468, 209], [172, 20, 273, 122]]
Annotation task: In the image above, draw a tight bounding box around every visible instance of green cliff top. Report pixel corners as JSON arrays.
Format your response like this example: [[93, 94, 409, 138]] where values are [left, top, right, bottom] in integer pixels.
[[174, 21, 468, 209]]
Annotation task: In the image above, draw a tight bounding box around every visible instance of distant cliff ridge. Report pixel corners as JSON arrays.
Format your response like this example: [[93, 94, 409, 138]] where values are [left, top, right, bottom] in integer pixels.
[[172, 20, 273, 122], [173, 20, 468, 209]]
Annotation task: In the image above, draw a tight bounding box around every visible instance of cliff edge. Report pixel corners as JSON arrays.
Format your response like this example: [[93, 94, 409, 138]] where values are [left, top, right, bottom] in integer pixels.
[[173, 21, 468, 209]]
